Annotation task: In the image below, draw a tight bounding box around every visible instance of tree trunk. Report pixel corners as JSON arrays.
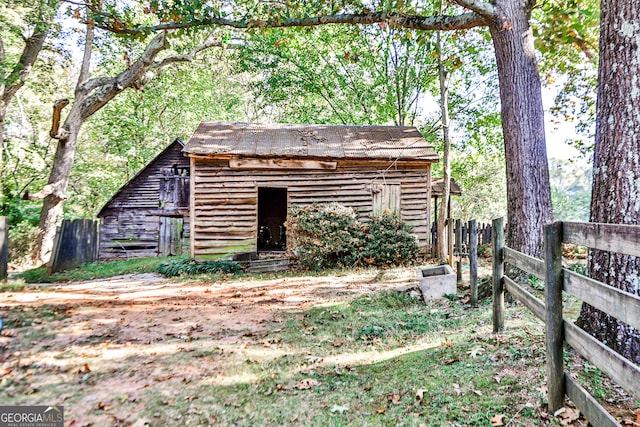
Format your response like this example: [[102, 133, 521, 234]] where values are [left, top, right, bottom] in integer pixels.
[[34, 121, 82, 264], [436, 20, 452, 265], [489, 0, 553, 257], [575, 0, 640, 363]]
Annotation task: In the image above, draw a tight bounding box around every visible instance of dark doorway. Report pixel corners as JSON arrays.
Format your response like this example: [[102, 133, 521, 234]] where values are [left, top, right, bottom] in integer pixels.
[[258, 187, 287, 251]]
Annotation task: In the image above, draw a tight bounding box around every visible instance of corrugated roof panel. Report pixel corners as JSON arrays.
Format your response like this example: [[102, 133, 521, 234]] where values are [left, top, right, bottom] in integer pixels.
[[183, 121, 439, 162]]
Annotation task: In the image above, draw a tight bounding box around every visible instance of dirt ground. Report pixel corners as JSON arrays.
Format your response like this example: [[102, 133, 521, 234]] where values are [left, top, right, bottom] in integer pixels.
[[0, 269, 418, 425]]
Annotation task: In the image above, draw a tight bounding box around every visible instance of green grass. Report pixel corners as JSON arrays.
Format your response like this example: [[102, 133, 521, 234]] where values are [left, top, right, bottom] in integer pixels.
[[133, 291, 549, 426], [15, 256, 172, 283]]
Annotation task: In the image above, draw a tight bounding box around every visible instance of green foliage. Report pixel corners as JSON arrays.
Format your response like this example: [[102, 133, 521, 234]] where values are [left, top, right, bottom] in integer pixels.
[[549, 158, 591, 222], [287, 203, 418, 270], [16, 256, 168, 283], [8, 220, 39, 265], [237, 24, 438, 127], [286, 203, 362, 270], [156, 258, 242, 277], [360, 214, 419, 266]]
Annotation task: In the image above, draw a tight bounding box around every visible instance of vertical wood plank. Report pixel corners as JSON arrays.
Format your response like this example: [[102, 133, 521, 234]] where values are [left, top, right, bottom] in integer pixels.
[[492, 216, 505, 332], [455, 219, 462, 284], [190, 157, 196, 258], [0, 217, 7, 281], [448, 218, 454, 266], [545, 221, 565, 413], [470, 219, 478, 307]]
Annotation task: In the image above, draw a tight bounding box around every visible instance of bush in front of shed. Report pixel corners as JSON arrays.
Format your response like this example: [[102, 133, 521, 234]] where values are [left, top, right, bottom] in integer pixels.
[[287, 203, 418, 270], [286, 203, 363, 270], [361, 214, 419, 266]]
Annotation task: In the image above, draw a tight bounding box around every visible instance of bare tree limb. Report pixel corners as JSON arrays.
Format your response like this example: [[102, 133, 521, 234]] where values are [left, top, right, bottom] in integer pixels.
[[22, 183, 58, 200], [76, 22, 94, 93], [50, 99, 69, 139], [151, 33, 224, 69]]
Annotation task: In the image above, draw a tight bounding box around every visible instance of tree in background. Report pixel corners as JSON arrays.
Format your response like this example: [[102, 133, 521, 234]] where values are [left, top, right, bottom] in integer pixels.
[[576, 0, 640, 363], [237, 24, 437, 127], [0, 0, 56, 210]]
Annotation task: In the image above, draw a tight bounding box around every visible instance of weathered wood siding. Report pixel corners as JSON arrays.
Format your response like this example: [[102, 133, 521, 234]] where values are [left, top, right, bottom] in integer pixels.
[[191, 158, 431, 259], [98, 142, 190, 259]]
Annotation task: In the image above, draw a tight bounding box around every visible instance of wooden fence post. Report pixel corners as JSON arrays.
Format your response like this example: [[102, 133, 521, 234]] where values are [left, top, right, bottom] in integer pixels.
[[0, 216, 8, 281], [545, 221, 565, 413], [492, 217, 504, 332], [455, 219, 462, 285], [469, 219, 478, 307], [448, 219, 454, 267]]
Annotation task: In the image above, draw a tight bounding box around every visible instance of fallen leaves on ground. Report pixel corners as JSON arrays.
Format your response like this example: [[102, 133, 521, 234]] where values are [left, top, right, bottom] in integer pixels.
[[415, 389, 427, 404], [554, 407, 581, 425], [490, 413, 505, 426], [294, 378, 321, 390]]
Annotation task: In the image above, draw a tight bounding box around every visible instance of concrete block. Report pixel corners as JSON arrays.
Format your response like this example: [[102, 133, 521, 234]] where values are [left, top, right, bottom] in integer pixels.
[[416, 264, 456, 301]]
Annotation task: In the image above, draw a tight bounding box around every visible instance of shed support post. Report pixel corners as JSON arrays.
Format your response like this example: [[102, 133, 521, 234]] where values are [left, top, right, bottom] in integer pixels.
[[492, 216, 504, 332], [545, 221, 565, 413]]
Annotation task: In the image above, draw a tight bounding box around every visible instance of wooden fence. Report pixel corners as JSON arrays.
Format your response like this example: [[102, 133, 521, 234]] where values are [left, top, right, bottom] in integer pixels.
[[49, 219, 99, 274], [431, 221, 492, 254], [492, 217, 640, 426]]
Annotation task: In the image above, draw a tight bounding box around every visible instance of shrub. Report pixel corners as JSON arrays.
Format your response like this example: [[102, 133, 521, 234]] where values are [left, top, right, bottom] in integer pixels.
[[287, 203, 419, 270], [286, 203, 362, 270], [361, 214, 419, 266], [8, 221, 39, 265], [157, 258, 242, 277]]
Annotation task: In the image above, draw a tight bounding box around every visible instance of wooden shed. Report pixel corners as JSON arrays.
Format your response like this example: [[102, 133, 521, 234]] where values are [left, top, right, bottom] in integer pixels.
[[183, 122, 440, 259], [97, 138, 190, 259]]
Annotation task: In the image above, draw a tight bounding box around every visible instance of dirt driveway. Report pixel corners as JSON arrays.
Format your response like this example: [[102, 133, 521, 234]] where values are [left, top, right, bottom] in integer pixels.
[[0, 269, 417, 425]]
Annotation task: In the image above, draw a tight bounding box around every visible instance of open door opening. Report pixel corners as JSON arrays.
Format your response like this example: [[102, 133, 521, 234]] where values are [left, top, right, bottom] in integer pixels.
[[257, 187, 287, 252]]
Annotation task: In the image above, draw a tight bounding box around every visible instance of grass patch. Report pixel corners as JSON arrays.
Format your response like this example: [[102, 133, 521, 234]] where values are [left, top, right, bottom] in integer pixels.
[[15, 256, 172, 283], [130, 290, 550, 426]]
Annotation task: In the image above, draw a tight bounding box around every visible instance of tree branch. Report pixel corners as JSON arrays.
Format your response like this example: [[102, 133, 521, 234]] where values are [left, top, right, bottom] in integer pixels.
[[151, 33, 224, 69], [75, 22, 94, 93], [94, 11, 487, 35], [451, 0, 497, 22], [2, 29, 49, 102], [78, 77, 112, 93]]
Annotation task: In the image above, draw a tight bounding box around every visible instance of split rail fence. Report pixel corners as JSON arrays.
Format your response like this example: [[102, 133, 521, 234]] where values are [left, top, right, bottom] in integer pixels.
[[491, 217, 640, 426]]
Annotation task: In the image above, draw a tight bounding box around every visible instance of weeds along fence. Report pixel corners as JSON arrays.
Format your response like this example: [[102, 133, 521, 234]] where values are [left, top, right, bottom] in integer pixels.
[[492, 217, 640, 426]]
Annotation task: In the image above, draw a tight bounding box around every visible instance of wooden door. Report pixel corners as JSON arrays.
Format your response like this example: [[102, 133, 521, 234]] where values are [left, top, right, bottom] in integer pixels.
[[372, 184, 401, 216], [159, 216, 183, 256]]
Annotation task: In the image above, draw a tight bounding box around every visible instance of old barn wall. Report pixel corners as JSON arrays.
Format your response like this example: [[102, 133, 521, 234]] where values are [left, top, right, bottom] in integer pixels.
[[98, 143, 190, 259], [191, 158, 431, 259]]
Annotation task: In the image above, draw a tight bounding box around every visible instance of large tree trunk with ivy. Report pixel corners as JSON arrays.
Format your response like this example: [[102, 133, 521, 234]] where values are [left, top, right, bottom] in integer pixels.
[[488, 0, 553, 257], [575, 0, 640, 363]]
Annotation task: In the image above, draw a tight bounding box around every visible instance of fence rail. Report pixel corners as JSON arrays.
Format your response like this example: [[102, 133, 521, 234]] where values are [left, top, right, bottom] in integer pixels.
[[492, 217, 640, 426]]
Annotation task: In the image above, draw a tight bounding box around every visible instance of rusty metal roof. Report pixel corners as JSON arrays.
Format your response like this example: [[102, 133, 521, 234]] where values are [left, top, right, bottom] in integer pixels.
[[431, 178, 463, 197], [183, 121, 439, 162]]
